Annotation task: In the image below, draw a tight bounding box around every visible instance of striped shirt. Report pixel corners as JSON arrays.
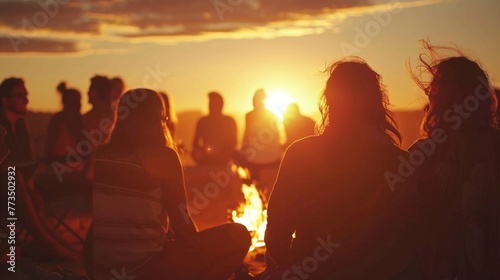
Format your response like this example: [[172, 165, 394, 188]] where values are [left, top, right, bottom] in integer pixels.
[[92, 153, 167, 280]]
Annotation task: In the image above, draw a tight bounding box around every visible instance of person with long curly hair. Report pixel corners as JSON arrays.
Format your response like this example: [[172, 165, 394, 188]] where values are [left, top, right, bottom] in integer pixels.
[[409, 41, 500, 280], [264, 58, 419, 280]]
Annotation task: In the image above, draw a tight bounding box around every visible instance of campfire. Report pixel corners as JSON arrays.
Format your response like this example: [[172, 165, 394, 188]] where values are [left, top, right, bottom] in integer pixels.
[[231, 166, 268, 251]]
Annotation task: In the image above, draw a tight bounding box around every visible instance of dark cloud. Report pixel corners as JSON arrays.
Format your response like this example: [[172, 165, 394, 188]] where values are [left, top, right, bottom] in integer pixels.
[[0, 36, 79, 53], [0, 0, 372, 37]]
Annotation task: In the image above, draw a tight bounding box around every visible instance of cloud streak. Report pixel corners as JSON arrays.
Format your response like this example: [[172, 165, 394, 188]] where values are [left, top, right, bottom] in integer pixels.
[[0, 0, 447, 54]]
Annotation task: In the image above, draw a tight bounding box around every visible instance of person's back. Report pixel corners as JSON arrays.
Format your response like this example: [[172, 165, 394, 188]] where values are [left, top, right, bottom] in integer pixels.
[[266, 129, 418, 279], [265, 59, 418, 280], [92, 146, 169, 280], [194, 114, 236, 164], [411, 127, 500, 279], [408, 44, 500, 279], [192, 91, 237, 166]]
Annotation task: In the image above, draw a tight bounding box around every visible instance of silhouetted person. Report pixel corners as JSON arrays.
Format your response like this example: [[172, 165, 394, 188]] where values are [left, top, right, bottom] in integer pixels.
[[159, 91, 177, 135], [110, 76, 125, 112], [0, 78, 79, 261], [159, 91, 185, 153], [238, 89, 282, 179], [409, 43, 500, 280], [45, 82, 85, 159], [90, 89, 250, 280], [43, 82, 91, 195], [0, 77, 33, 178], [83, 75, 113, 145], [264, 59, 419, 280], [192, 91, 237, 166], [283, 103, 315, 148]]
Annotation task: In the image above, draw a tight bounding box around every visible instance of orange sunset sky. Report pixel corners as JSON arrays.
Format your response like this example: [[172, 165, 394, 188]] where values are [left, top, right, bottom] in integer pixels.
[[0, 0, 499, 118]]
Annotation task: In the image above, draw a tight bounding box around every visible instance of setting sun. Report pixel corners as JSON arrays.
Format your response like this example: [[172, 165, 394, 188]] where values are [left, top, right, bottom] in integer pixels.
[[265, 90, 295, 121]]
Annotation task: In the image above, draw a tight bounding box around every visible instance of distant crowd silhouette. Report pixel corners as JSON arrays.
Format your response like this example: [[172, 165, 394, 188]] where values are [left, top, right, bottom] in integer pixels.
[[0, 40, 499, 280]]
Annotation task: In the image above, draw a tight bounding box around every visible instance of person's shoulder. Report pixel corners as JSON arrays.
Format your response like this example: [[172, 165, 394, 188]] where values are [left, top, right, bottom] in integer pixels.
[[137, 146, 180, 176], [139, 146, 178, 162], [222, 114, 236, 123], [197, 115, 209, 124], [408, 138, 429, 152], [285, 135, 320, 154]]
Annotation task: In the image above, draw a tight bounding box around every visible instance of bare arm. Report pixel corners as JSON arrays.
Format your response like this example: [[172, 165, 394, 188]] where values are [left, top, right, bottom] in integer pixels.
[[265, 144, 301, 268], [162, 148, 198, 237]]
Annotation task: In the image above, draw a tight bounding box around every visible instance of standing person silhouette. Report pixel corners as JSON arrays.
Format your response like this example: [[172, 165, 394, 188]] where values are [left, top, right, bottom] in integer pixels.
[[264, 59, 419, 280], [283, 102, 316, 148], [90, 89, 250, 280], [409, 42, 500, 280], [83, 75, 113, 145], [239, 89, 282, 181], [45, 83, 85, 167], [192, 91, 237, 166]]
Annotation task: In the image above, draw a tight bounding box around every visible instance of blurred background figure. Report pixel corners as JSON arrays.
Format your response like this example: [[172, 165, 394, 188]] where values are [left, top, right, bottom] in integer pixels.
[[409, 42, 500, 280], [159, 91, 185, 153], [0, 77, 33, 180], [45, 82, 84, 159], [110, 77, 125, 112], [42, 82, 91, 197], [237, 89, 282, 181], [192, 91, 237, 166], [83, 75, 113, 145], [283, 102, 316, 148]]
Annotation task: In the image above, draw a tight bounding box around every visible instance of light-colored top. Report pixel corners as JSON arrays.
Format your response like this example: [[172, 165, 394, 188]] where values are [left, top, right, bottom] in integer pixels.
[[92, 152, 166, 280]]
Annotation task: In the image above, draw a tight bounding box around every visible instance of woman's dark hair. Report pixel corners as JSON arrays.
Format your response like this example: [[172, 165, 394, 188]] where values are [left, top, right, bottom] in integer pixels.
[[100, 88, 169, 154], [409, 40, 498, 135], [57, 82, 81, 112], [318, 57, 402, 146]]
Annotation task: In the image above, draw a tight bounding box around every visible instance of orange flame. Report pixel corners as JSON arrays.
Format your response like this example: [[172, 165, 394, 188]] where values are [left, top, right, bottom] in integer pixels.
[[232, 183, 268, 251]]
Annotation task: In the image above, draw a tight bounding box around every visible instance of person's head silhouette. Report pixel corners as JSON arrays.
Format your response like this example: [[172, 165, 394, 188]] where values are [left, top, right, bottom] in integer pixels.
[[106, 89, 168, 152], [57, 82, 81, 113], [285, 103, 300, 118], [319, 58, 401, 145], [208, 91, 224, 115], [411, 42, 498, 134], [253, 89, 266, 111], [0, 77, 29, 117], [110, 77, 125, 107], [88, 75, 111, 106]]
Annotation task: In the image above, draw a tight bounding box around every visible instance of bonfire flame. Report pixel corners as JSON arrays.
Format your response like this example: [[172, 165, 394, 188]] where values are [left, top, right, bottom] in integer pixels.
[[232, 167, 268, 251]]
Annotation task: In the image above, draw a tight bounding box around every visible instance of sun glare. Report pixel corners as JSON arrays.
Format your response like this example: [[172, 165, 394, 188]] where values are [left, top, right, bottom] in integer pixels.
[[265, 91, 295, 121]]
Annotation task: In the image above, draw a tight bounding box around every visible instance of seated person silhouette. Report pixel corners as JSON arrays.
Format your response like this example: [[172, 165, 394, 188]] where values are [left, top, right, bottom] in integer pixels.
[[192, 91, 237, 166], [90, 89, 250, 280], [409, 41, 500, 280], [283, 103, 316, 148], [264, 59, 419, 280], [0, 78, 80, 260]]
